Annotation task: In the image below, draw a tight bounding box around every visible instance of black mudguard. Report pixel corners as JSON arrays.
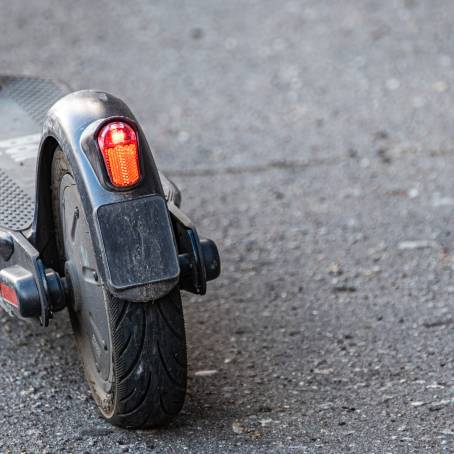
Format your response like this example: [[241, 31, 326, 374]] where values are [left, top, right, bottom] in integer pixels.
[[32, 90, 180, 302]]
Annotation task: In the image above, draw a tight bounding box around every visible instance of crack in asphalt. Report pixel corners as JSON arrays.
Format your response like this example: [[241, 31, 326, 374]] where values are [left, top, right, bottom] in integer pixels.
[[163, 146, 451, 178], [164, 157, 339, 177]]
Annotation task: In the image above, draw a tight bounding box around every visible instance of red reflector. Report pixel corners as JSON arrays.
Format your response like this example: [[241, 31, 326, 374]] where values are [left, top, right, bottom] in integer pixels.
[[97, 122, 141, 188], [0, 283, 18, 307]]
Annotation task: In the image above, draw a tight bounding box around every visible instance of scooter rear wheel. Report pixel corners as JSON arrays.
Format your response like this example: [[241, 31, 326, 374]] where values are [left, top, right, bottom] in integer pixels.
[[51, 148, 187, 428]]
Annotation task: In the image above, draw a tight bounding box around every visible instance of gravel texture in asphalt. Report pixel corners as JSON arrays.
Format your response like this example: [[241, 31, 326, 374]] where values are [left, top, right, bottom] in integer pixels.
[[1, 0, 454, 452]]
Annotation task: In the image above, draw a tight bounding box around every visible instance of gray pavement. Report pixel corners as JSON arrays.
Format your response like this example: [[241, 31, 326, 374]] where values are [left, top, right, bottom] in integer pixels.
[[1, 0, 454, 452]]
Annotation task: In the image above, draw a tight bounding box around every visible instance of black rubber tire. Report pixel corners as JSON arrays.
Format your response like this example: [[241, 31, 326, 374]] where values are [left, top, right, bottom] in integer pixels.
[[51, 148, 187, 429]]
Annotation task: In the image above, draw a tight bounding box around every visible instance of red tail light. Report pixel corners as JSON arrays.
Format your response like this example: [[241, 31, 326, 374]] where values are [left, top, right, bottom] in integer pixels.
[[97, 122, 141, 188], [0, 283, 18, 307]]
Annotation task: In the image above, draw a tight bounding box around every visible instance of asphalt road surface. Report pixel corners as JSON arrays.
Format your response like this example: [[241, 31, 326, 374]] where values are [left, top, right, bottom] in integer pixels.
[[1, 1, 454, 452]]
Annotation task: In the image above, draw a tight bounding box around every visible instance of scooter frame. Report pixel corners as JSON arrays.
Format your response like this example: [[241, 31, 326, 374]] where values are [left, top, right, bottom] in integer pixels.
[[0, 90, 220, 326]]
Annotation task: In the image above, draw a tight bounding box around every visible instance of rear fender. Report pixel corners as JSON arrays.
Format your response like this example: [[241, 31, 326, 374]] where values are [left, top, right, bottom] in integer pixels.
[[32, 90, 179, 301]]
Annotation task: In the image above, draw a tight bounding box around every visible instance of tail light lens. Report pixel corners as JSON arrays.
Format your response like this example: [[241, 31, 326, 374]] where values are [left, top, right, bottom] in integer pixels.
[[97, 122, 141, 188], [0, 283, 18, 307]]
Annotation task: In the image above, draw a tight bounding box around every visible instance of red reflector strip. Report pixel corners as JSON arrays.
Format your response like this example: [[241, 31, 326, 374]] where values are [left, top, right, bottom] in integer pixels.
[[102, 144, 141, 187], [0, 283, 18, 307]]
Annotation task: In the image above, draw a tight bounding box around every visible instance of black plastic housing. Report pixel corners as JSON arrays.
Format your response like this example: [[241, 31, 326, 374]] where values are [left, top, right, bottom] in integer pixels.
[[0, 265, 41, 318], [32, 90, 180, 302]]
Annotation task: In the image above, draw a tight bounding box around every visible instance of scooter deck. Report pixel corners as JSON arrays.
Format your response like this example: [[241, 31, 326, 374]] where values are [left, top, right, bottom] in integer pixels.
[[0, 76, 67, 231]]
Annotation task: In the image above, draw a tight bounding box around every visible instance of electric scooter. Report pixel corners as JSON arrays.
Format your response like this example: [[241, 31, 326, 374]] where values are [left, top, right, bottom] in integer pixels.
[[0, 76, 220, 429]]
